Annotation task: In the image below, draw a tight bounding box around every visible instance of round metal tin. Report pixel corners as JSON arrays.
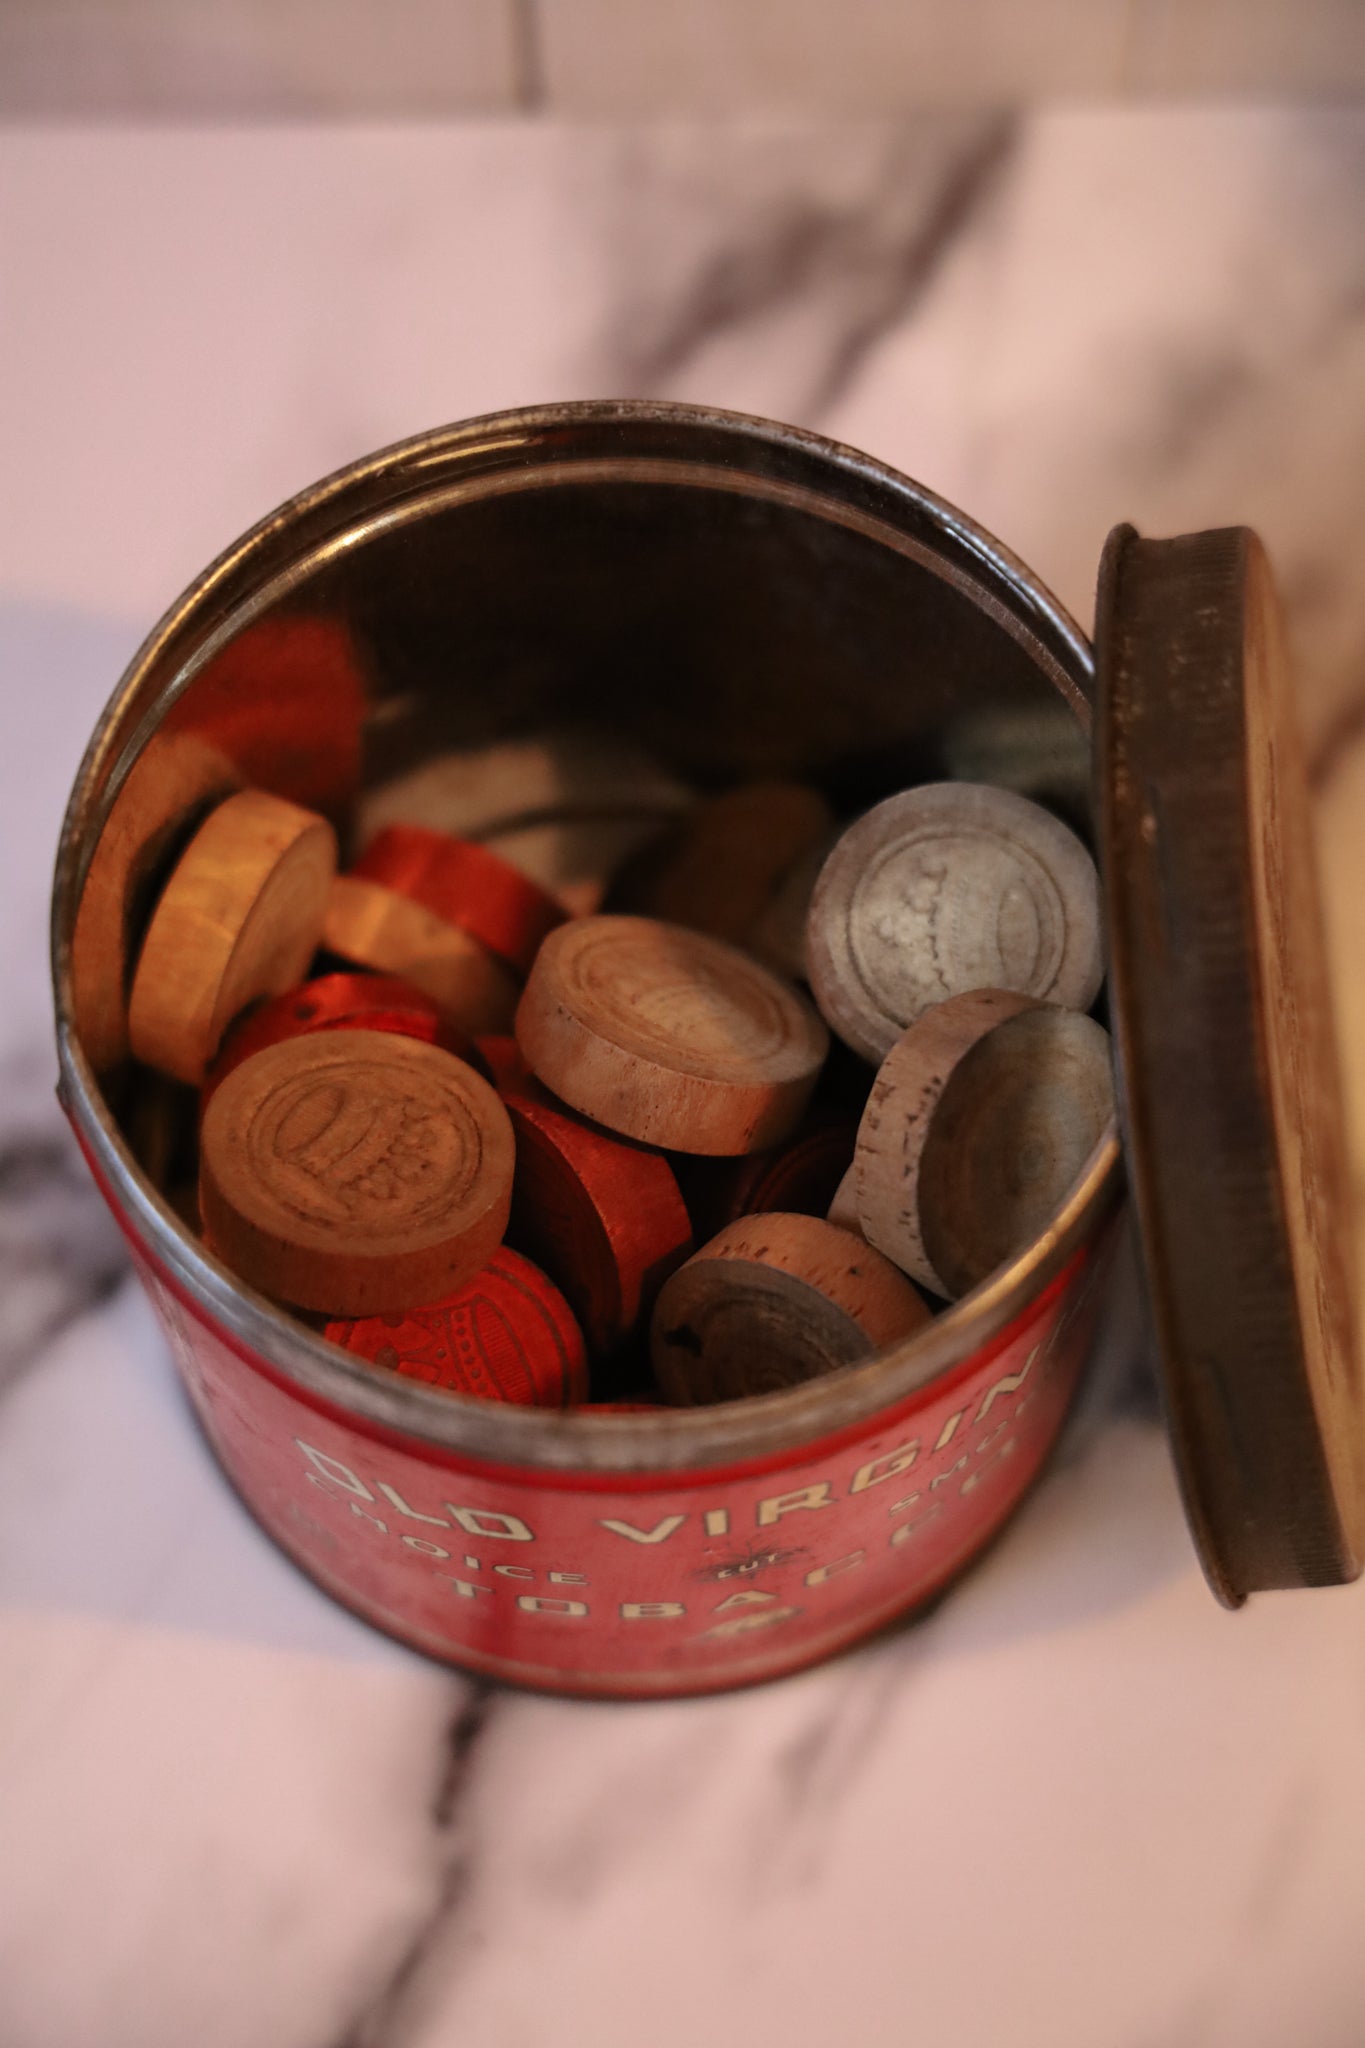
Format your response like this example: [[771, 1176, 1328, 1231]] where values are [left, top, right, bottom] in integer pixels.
[[52, 402, 1122, 1696]]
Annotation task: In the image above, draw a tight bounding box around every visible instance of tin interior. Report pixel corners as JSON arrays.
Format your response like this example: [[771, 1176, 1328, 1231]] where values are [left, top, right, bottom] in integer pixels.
[[52, 403, 1123, 1473]]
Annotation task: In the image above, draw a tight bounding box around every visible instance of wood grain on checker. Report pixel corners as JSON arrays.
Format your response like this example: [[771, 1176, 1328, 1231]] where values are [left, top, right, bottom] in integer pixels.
[[205, 972, 491, 1102], [72, 731, 241, 1073], [354, 823, 567, 977], [917, 1006, 1114, 1299], [324, 1247, 587, 1407], [199, 1029, 514, 1315], [501, 1082, 693, 1355], [825, 1163, 861, 1237], [855, 989, 1113, 1300], [651, 1212, 931, 1406], [515, 915, 829, 1156], [805, 781, 1103, 1064], [322, 876, 518, 1036], [854, 987, 1039, 1295], [127, 789, 337, 1086]]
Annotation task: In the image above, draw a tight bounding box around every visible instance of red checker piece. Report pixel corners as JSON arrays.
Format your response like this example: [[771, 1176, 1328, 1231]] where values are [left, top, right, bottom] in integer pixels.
[[204, 972, 491, 1103], [503, 1088, 693, 1355], [355, 823, 567, 978], [675, 1115, 856, 1242], [205, 966, 493, 1114], [477, 1033, 537, 1096], [324, 1247, 588, 1407]]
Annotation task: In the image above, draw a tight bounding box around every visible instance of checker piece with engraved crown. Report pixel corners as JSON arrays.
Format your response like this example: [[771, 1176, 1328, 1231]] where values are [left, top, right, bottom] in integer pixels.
[[805, 782, 1103, 1065], [199, 1028, 515, 1316]]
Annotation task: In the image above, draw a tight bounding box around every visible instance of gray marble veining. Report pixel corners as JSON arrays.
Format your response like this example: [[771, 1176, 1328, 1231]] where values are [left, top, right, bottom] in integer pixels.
[[0, 1056, 127, 1400], [599, 117, 1017, 421], [332, 1683, 495, 2048]]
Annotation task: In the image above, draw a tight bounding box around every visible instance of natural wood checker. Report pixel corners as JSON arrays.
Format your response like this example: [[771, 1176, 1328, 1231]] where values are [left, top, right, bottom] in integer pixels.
[[919, 1006, 1114, 1298], [515, 915, 829, 1156], [805, 781, 1103, 1063], [199, 1028, 515, 1316], [854, 988, 1038, 1293], [825, 1164, 861, 1237], [127, 789, 336, 1086], [72, 731, 240, 1072], [855, 989, 1113, 1298], [650, 1212, 931, 1405], [322, 876, 519, 1036], [324, 1246, 588, 1407]]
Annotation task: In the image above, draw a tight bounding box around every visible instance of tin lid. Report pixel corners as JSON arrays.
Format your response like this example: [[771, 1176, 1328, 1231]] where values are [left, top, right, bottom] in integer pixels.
[[1094, 524, 1365, 1604]]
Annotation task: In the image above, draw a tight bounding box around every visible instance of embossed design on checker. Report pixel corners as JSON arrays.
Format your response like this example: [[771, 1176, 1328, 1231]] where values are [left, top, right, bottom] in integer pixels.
[[852, 828, 1066, 1012], [247, 1060, 484, 1236], [199, 1027, 514, 1314], [325, 1247, 587, 1407], [806, 782, 1102, 1064]]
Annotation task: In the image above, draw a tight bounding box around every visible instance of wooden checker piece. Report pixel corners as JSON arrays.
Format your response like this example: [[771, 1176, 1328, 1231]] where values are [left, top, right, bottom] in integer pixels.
[[128, 789, 337, 1086], [205, 973, 491, 1102], [199, 1029, 515, 1316], [825, 1163, 861, 1237], [322, 876, 519, 1037], [501, 1083, 693, 1355], [805, 781, 1103, 1064], [644, 781, 834, 950], [651, 1213, 931, 1406], [324, 1247, 587, 1408], [72, 731, 241, 1073], [515, 915, 829, 1156], [855, 989, 1114, 1299], [354, 823, 567, 977]]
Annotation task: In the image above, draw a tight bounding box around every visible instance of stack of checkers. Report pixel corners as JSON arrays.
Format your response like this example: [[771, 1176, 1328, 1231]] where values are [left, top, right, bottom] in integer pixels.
[[110, 764, 1114, 1411]]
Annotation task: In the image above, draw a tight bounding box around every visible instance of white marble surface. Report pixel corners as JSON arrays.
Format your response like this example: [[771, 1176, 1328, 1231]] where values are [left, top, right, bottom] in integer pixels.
[[5, 109, 1365, 2048]]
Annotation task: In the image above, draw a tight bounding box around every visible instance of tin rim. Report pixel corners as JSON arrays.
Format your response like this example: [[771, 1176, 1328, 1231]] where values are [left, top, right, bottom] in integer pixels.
[[52, 399, 1122, 1476]]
